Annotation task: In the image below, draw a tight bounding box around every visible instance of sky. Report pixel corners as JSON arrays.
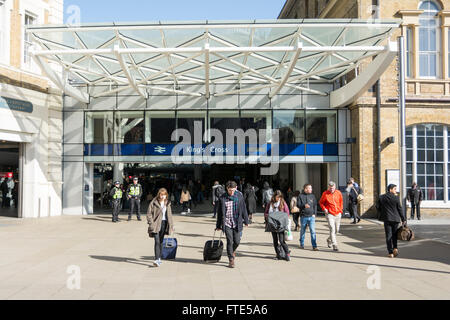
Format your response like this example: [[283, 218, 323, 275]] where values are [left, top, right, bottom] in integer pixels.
[[63, 0, 287, 24]]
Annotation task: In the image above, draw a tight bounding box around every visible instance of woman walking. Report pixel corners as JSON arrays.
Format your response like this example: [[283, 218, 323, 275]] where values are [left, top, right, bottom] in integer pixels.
[[290, 190, 301, 231], [264, 190, 291, 261], [147, 188, 174, 267], [180, 185, 191, 215], [244, 183, 259, 224]]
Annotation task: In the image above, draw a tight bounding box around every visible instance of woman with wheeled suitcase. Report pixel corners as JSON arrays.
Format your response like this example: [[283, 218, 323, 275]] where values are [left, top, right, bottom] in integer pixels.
[[147, 188, 175, 267]]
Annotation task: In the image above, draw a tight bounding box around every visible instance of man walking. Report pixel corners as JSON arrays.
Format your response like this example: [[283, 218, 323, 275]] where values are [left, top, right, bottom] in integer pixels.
[[377, 184, 406, 258], [319, 181, 343, 252], [127, 176, 142, 221], [348, 179, 363, 224], [297, 184, 318, 251], [110, 181, 123, 223], [215, 181, 249, 268], [212, 181, 225, 218], [407, 182, 423, 220]]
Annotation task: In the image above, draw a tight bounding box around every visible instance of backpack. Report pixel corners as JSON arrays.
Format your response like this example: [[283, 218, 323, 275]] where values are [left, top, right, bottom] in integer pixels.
[[215, 185, 225, 199]]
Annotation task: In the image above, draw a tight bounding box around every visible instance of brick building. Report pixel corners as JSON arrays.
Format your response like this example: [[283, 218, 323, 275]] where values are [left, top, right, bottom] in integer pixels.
[[280, 0, 450, 217]]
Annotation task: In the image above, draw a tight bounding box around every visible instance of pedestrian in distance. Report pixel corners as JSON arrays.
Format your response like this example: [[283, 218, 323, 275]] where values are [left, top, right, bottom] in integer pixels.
[[264, 190, 291, 261], [212, 181, 225, 218], [262, 181, 274, 209], [290, 190, 301, 231], [376, 184, 407, 258], [407, 182, 423, 220], [297, 184, 318, 251], [180, 185, 191, 215], [109, 181, 123, 223], [215, 180, 249, 268], [244, 182, 259, 224], [348, 179, 363, 224], [319, 181, 344, 252], [147, 188, 174, 267], [126, 177, 143, 221]]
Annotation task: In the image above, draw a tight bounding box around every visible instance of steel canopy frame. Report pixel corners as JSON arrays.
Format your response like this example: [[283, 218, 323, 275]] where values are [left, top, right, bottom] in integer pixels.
[[27, 20, 400, 104]]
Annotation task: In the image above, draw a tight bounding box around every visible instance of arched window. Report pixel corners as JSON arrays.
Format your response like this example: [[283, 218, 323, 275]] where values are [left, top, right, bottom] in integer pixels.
[[406, 124, 448, 202], [418, 1, 441, 77]]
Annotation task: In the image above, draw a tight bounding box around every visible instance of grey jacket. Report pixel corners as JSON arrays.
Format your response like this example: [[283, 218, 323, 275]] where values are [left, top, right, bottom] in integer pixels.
[[266, 210, 289, 233]]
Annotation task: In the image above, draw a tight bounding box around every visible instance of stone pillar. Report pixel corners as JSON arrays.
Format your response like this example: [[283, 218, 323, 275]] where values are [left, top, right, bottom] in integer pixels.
[[113, 163, 124, 183], [83, 163, 94, 215], [295, 163, 308, 192]]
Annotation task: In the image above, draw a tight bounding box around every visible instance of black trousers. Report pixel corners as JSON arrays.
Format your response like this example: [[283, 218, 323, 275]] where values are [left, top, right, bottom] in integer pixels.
[[129, 197, 141, 218], [224, 226, 241, 260], [154, 220, 168, 260], [1, 195, 7, 208], [272, 232, 289, 258], [349, 202, 360, 222], [112, 200, 121, 221], [411, 203, 421, 219], [213, 201, 220, 217], [384, 221, 399, 254], [292, 212, 300, 229]]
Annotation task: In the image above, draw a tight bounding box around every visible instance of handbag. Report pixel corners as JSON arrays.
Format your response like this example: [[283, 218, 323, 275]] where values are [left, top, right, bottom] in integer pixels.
[[352, 187, 364, 203]]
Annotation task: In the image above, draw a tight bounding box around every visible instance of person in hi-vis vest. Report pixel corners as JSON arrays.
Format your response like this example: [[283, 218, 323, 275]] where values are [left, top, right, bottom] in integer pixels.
[[127, 177, 143, 221], [110, 181, 123, 223]]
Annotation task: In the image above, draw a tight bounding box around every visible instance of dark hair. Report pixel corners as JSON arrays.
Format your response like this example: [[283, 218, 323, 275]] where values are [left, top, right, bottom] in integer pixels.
[[294, 190, 301, 197], [303, 184, 312, 190], [387, 184, 397, 192], [270, 190, 286, 210], [226, 180, 237, 189]]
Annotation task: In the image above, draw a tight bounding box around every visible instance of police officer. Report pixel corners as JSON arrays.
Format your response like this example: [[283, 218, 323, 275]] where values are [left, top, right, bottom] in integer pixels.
[[110, 181, 122, 223], [127, 176, 142, 221]]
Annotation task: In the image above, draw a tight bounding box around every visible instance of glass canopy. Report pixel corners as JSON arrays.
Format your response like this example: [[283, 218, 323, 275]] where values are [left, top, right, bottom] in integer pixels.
[[26, 19, 400, 102]]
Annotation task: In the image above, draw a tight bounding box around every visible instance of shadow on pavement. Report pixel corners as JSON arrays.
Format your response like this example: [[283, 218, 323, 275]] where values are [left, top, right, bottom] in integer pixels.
[[339, 224, 450, 267]]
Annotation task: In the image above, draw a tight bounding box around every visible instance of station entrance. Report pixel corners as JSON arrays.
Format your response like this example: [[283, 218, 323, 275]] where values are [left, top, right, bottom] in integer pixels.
[[90, 162, 334, 213], [0, 141, 20, 218]]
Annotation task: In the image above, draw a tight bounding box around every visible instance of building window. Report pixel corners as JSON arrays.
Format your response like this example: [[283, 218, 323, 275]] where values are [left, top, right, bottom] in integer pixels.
[[24, 12, 36, 64], [85, 112, 114, 144], [418, 1, 441, 78], [145, 111, 176, 144], [273, 110, 305, 144], [406, 124, 447, 201], [209, 110, 241, 140], [306, 110, 337, 143], [114, 111, 144, 144], [177, 111, 206, 144]]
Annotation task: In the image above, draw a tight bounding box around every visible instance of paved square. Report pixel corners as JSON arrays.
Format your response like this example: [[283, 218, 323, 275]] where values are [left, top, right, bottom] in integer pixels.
[[0, 213, 449, 300]]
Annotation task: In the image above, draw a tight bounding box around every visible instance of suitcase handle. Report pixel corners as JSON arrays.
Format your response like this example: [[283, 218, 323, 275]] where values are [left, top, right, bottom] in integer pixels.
[[211, 230, 223, 248]]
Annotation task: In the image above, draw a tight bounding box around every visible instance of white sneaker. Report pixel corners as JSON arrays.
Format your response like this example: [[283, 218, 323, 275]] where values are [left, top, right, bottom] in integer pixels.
[[181, 211, 186, 215], [187, 209, 191, 214], [153, 259, 162, 267]]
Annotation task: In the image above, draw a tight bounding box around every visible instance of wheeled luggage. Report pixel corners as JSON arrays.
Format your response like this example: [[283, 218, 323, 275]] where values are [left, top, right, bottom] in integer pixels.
[[203, 231, 224, 263], [161, 237, 178, 260]]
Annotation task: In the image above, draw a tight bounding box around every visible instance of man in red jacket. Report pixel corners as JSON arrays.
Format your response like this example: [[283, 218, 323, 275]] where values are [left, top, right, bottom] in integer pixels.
[[319, 181, 344, 251]]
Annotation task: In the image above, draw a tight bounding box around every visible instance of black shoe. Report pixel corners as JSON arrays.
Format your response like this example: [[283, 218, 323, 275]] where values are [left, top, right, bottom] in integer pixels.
[[357, 218, 361, 223], [351, 221, 357, 224], [137, 217, 142, 221], [285, 254, 291, 262]]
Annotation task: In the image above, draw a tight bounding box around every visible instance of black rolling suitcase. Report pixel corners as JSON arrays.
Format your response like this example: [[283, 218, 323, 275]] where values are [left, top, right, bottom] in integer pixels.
[[203, 231, 224, 263]]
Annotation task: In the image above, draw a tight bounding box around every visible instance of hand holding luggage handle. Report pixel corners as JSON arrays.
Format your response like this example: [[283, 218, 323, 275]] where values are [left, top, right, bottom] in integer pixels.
[[211, 230, 223, 247]]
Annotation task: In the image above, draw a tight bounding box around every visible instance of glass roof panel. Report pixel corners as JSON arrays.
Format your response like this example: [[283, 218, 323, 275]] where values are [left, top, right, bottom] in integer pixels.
[[75, 30, 116, 48], [301, 26, 345, 46]]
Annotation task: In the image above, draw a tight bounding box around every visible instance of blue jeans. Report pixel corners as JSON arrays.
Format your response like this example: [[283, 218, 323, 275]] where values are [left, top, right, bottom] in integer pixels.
[[300, 216, 317, 248]]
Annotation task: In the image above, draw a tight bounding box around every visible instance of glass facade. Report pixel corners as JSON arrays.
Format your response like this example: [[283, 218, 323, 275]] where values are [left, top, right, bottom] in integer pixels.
[[406, 124, 448, 201]]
